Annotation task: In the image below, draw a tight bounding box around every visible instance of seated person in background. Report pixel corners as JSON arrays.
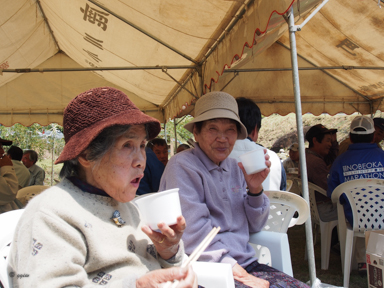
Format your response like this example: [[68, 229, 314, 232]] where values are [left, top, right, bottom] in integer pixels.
[[7, 145, 30, 189], [136, 147, 165, 195], [302, 124, 338, 222], [328, 116, 384, 222], [176, 143, 190, 153], [160, 91, 309, 288], [8, 87, 196, 288], [147, 138, 169, 166], [283, 143, 299, 172], [229, 97, 286, 191], [327, 116, 384, 272], [0, 137, 19, 214], [338, 117, 384, 156], [22, 149, 45, 185]]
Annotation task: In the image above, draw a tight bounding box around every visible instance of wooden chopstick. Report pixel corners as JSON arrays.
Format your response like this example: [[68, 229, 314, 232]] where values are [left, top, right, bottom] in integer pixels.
[[163, 226, 221, 288], [183, 226, 220, 267]]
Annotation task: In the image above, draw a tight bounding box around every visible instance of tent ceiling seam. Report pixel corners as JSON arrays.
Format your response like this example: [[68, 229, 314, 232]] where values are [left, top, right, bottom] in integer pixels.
[[276, 41, 372, 102], [161, 68, 198, 100], [163, 71, 196, 108], [87, 0, 198, 65], [199, 0, 255, 65], [36, 0, 60, 50]]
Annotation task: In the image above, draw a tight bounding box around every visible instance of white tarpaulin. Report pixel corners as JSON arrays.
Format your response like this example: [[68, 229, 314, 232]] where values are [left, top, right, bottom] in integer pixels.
[[1, 0, 383, 126], [1, 0, 317, 125]]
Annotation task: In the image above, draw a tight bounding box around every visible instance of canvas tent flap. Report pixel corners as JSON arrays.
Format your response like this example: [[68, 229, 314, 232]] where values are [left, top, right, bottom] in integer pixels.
[[0, 1, 58, 87], [1, 0, 384, 126], [278, 0, 384, 104], [208, 41, 370, 116], [0, 52, 162, 126]]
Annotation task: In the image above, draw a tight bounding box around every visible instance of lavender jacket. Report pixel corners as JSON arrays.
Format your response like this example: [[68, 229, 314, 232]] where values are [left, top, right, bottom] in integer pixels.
[[159, 144, 269, 268]]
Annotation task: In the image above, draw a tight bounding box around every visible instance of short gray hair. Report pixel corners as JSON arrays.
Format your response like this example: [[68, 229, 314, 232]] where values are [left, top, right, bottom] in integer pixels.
[[24, 150, 38, 164], [59, 125, 149, 179]]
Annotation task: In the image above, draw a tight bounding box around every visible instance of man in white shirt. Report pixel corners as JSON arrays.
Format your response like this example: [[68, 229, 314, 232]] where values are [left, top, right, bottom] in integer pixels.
[[7, 145, 30, 189], [229, 97, 286, 191], [22, 150, 45, 185]]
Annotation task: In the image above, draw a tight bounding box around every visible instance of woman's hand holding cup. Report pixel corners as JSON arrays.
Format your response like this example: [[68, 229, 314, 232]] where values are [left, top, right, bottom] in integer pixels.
[[238, 148, 271, 195], [142, 215, 186, 260]]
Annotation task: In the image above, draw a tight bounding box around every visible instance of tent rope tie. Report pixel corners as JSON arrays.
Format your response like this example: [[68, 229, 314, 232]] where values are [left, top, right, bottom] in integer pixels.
[[378, 0, 382, 8]]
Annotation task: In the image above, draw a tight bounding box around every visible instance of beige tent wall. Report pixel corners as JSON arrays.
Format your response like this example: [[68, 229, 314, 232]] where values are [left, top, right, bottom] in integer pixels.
[[212, 42, 371, 116], [0, 53, 163, 126]]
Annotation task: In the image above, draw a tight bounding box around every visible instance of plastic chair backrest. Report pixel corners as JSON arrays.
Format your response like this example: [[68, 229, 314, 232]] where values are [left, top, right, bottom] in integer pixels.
[[331, 178, 384, 233], [0, 209, 25, 288], [16, 185, 49, 207], [263, 190, 309, 233], [297, 180, 326, 225], [286, 180, 293, 192]]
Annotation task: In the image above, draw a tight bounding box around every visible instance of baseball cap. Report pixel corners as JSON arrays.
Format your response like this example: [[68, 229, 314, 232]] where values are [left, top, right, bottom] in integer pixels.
[[373, 118, 384, 132], [305, 124, 336, 142], [0, 137, 12, 146], [350, 116, 375, 135], [289, 143, 299, 152]]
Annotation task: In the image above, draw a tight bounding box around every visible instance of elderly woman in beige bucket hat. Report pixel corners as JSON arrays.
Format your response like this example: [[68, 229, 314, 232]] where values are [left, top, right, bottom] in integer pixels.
[[160, 91, 309, 288], [8, 87, 196, 288]]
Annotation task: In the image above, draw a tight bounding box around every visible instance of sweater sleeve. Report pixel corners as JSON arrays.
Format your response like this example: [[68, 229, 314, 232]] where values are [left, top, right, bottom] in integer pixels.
[[160, 159, 234, 264], [8, 211, 137, 288], [244, 193, 270, 233], [0, 166, 18, 205]]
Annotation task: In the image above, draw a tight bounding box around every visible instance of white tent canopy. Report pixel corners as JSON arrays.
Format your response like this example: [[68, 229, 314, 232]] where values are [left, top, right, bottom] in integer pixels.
[[2, 0, 383, 126], [0, 0, 333, 126]]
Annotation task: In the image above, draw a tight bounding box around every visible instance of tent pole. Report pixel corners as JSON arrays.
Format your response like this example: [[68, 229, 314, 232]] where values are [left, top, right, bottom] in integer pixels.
[[174, 119, 178, 154], [288, 6, 317, 285]]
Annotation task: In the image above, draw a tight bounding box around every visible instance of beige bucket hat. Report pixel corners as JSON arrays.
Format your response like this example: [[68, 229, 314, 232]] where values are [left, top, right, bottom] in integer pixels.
[[184, 91, 247, 139]]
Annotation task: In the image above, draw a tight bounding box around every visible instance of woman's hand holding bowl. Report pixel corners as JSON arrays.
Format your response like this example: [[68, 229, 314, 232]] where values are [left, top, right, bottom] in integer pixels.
[[142, 215, 186, 260], [238, 148, 271, 195]]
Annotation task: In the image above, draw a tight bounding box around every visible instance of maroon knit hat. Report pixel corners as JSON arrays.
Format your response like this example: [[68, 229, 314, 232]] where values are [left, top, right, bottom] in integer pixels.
[[55, 87, 161, 164]]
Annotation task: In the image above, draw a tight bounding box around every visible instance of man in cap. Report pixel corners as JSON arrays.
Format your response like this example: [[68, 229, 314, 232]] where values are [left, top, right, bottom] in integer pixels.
[[283, 143, 299, 172], [338, 117, 384, 156], [0, 137, 19, 213], [327, 116, 384, 273], [303, 124, 339, 222], [229, 97, 286, 191]]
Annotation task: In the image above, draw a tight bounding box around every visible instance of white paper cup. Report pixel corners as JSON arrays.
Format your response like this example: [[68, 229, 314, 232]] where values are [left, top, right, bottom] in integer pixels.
[[134, 188, 182, 231], [239, 147, 267, 175]]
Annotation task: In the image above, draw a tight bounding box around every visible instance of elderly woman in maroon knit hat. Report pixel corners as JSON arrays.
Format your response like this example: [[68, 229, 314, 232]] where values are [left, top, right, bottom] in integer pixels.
[[8, 87, 196, 288]]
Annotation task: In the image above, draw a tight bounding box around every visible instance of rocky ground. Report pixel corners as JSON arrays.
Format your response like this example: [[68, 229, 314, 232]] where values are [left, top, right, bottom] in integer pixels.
[[257, 112, 383, 153]]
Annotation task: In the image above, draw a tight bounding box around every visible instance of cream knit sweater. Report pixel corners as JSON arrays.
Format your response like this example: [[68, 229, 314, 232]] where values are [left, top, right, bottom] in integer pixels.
[[8, 178, 183, 288]]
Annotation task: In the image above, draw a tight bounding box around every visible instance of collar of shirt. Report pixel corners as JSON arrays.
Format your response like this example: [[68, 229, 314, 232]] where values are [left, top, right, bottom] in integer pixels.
[[348, 142, 380, 150], [68, 176, 110, 198], [306, 148, 323, 159]]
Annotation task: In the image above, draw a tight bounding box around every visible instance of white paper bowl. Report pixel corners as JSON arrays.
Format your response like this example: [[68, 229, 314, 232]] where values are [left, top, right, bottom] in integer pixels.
[[134, 188, 182, 231], [239, 147, 267, 175]]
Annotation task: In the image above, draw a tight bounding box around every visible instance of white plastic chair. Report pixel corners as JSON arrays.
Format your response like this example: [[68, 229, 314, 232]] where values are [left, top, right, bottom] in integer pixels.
[[0, 209, 24, 288], [286, 179, 293, 192], [331, 178, 384, 288], [249, 190, 309, 276], [16, 185, 49, 207], [297, 180, 338, 270]]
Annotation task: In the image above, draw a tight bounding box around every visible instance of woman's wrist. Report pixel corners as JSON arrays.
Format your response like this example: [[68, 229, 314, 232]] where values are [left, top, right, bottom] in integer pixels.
[[158, 244, 179, 261], [247, 186, 264, 196]]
